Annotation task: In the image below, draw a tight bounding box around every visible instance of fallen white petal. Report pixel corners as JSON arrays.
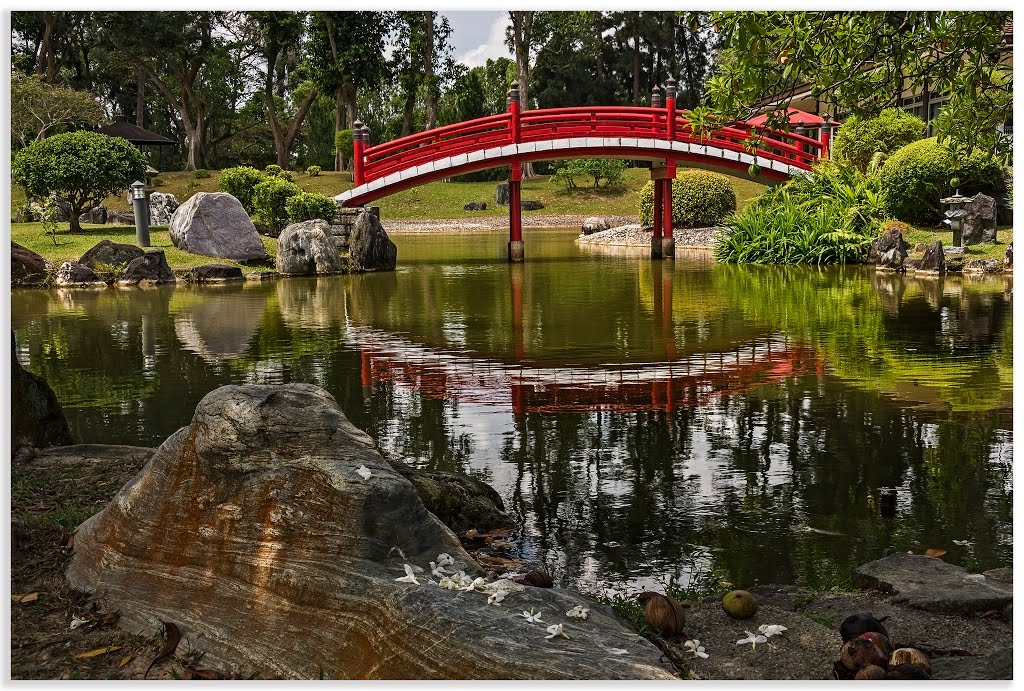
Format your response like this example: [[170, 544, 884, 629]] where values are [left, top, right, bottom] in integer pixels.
[[387, 545, 407, 560], [758, 624, 788, 638], [487, 591, 506, 606], [736, 631, 768, 648], [545, 623, 570, 640], [436, 553, 454, 568], [605, 647, 629, 655], [69, 617, 89, 630], [565, 605, 590, 620], [357, 465, 372, 481], [395, 563, 420, 585]]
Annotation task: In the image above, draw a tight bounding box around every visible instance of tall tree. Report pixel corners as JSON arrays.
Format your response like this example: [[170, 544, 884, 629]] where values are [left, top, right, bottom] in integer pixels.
[[246, 12, 320, 169]]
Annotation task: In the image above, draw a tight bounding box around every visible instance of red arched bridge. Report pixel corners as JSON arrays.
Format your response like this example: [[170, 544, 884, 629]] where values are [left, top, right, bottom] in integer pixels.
[[336, 78, 829, 261]]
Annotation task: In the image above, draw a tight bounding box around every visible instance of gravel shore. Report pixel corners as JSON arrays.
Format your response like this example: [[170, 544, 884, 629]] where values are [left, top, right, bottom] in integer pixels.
[[385, 214, 638, 234], [576, 224, 723, 249]]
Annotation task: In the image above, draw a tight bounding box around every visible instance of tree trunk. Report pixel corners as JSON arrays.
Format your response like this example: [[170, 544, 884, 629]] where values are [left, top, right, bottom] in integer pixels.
[[425, 11, 437, 129], [632, 30, 642, 106], [593, 12, 604, 78], [401, 87, 416, 137], [510, 11, 536, 178], [38, 12, 62, 84], [335, 87, 344, 172], [136, 68, 146, 127]]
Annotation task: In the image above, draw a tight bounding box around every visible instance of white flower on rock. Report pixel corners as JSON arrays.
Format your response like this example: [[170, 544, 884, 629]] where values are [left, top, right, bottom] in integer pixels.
[[436, 553, 455, 568], [430, 561, 450, 578], [69, 617, 89, 630], [545, 623, 570, 640], [356, 465, 372, 481], [758, 624, 787, 638], [520, 607, 544, 624], [736, 631, 768, 650], [438, 575, 460, 591], [487, 591, 506, 606], [395, 563, 420, 585], [684, 639, 709, 659], [565, 605, 590, 620], [461, 577, 487, 592]]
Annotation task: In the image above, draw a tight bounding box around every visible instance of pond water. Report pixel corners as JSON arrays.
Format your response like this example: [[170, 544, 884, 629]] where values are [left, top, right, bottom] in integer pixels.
[[12, 229, 1013, 594]]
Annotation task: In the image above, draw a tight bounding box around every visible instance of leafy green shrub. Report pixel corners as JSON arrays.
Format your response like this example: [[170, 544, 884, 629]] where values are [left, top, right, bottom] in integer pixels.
[[638, 169, 737, 228], [832, 109, 926, 172], [879, 137, 1003, 225], [285, 192, 337, 223], [12, 130, 146, 232], [252, 176, 302, 232], [551, 158, 626, 191], [265, 164, 283, 177], [218, 166, 266, 214], [716, 160, 888, 264], [277, 170, 294, 182], [335, 130, 354, 161], [306, 165, 321, 178], [151, 176, 164, 186], [191, 168, 211, 180]]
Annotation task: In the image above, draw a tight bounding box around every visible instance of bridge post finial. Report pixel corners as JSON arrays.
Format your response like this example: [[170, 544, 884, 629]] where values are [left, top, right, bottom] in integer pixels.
[[509, 80, 520, 103], [361, 123, 371, 146], [651, 85, 662, 109], [665, 76, 677, 100]]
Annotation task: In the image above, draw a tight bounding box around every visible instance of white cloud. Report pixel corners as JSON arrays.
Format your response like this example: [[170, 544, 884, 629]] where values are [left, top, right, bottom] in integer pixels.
[[457, 14, 512, 68]]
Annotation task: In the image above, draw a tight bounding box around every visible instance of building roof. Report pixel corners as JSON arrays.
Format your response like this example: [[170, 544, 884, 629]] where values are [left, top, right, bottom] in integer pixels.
[[747, 107, 825, 127], [95, 118, 176, 146]]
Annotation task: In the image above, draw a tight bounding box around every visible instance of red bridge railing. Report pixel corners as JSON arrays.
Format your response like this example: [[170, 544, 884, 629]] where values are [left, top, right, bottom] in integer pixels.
[[351, 89, 825, 187]]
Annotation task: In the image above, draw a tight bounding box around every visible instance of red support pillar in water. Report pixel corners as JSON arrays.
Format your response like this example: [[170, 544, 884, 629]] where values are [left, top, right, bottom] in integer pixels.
[[652, 176, 663, 258], [510, 263, 525, 362], [509, 162, 523, 261]]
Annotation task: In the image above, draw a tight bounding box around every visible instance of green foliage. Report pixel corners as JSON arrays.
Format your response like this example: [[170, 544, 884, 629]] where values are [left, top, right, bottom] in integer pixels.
[[706, 11, 1011, 160], [715, 161, 888, 264], [217, 166, 267, 214], [832, 109, 926, 172], [265, 164, 283, 177], [879, 137, 1004, 224], [10, 72, 105, 147], [37, 199, 59, 247], [307, 165, 322, 178], [638, 169, 737, 228], [285, 191, 337, 223], [551, 158, 627, 191], [334, 130, 354, 158], [252, 176, 302, 231], [191, 168, 211, 180], [12, 131, 146, 232]]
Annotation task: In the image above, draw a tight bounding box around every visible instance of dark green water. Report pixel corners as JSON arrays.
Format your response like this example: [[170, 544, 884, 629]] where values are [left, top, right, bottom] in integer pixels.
[[12, 229, 1013, 593]]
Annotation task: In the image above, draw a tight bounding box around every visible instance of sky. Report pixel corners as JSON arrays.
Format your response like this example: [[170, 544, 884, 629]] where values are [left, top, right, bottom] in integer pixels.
[[442, 11, 511, 68]]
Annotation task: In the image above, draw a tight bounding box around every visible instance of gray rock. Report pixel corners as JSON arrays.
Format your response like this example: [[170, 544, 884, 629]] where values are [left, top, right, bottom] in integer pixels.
[[963, 258, 1001, 274], [390, 462, 513, 533], [106, 210, 136, 225], [870, 227, 909, 271], [54, 262, 106, 287], [65, 383, 675, 680], [982, 567, 1012, 584], [521, 200, 545, 211], [463, 202, 487, 211], [276, 220, 343, 275], [119, 250, 175, 285], [944, 245, 966, 257], [79, 240, 144, 272], [917, 240, 946, 273], [962, 193, 997, 245], [931, 647, 1011, 680], [169, 192, 268, 262], [148, 192, 180, 226], [913, 242, 929, 253], [12, 331, 73, 450], [582, 217, 611, 235], [495, 181, 510, 206], [853, 553, 1012, 614], [349, 210, 397, 272], [79, 205, 107, 225], [12, 242, 51, 286], [190, 264, 244, 283]]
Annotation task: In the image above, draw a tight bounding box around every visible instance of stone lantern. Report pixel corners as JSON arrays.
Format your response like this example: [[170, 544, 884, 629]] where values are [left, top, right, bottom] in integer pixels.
[[940, 190, 970, 247]]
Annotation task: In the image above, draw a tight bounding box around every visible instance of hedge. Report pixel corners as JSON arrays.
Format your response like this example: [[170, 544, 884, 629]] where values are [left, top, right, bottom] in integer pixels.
[[252, 176, 302, 232], [218, 166, 266, 214], [285, 192, 337, 223], [832, 109, 926, 172], [638, 169, 737, 228]]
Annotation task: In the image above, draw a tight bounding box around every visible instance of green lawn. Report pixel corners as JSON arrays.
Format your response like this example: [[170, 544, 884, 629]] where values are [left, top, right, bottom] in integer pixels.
[[904, 224, 1012, 262], [11, 167, 768, 222], [11, 223, 277, 272]]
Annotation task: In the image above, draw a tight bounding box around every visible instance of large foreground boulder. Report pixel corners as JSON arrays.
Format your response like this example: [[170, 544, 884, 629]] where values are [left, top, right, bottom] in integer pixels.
[[870, 226, 909, 271], [12, 242, 51, 286], [169, 192, 267, 261], [918, 240, 946, 273], [12, 332, 73, 450], [276, 220, 343, 275], [350, 210, 397, 271], [118, 250, 174, 285], [66, 384, 673, 680]]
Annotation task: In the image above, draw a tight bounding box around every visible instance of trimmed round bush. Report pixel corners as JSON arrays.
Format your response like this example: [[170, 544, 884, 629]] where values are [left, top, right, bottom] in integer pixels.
[[306, 165, 322, 178], [265, 164, 283, 176], [639, 169, 737, 228], [879, 137, 1003, 225], [252, 176, 302, 232], [286, 191, 337, 223], [12, 130, 147, 232], [832, 109, 926, 172], [191, 168, 211, 180], [218, 166, 266, 214]]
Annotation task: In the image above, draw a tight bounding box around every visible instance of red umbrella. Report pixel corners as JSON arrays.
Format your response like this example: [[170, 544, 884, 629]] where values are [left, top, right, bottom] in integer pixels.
[[747, 107, 825, 127]]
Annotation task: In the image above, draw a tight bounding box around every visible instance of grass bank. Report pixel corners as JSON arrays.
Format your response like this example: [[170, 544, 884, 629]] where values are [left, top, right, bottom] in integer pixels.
[[11, 168, 767, 222], [902, 225, 1012, 262], [11, 224, 277, 272]]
